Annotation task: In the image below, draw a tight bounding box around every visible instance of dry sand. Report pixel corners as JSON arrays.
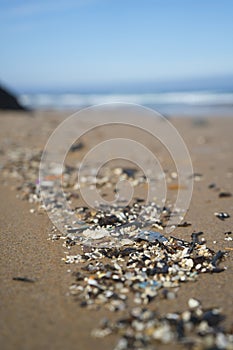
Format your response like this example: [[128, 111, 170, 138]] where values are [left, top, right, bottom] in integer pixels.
[[0, 110, 233, 350]]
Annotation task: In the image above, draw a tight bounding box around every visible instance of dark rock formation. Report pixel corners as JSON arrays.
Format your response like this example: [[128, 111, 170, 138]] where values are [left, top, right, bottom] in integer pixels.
[[0, 85, 26, 110]]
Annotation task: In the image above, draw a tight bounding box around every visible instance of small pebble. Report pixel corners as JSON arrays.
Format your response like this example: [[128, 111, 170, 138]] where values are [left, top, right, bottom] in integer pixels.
[[188, 298, 200, 309]]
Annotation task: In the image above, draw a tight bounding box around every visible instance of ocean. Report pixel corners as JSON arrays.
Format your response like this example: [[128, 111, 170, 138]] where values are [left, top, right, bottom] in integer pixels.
[[18, 90, 233, 116]]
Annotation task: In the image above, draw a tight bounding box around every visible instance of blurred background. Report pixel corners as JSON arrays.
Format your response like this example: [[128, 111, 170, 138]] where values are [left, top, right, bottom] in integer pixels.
[[0, 0, 233, 115]]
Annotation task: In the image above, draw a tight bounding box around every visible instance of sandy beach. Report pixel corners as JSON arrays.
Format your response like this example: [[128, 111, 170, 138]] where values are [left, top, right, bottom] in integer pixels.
[[0, 110, 233, 350]]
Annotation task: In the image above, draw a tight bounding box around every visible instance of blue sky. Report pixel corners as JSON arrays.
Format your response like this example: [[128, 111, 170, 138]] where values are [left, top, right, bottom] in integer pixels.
[[0, 0, 233, 92]]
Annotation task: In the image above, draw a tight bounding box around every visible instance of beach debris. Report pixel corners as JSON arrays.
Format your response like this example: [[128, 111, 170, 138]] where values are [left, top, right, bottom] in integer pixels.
[[67, 232, 227, 313], [214, 212, 230, 221], [168, 183, 187, 190], [2, 144, 233, 350], [208, 183, 217, 189], [188, 297, 200, 308], [177, 221, 191, 227], [12, 276, 36, 283], [92, 300, 233, 350], [224, 231, 233, 241], [187, 231, 203, 254], [210, 250, 225, 272], [69, 142, 84, 152], [219, 191, 232, 198], [83, 228, 110, 240], [188, 172, 203, 181], [122, 167, 137, 178], [207, 184, 232, 198], [63, 200, 169, 247], [135, 230, 168, 243]]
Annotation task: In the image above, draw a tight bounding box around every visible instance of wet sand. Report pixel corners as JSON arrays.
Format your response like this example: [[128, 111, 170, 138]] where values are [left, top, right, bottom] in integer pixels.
[[0, 111, 233, 350]]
